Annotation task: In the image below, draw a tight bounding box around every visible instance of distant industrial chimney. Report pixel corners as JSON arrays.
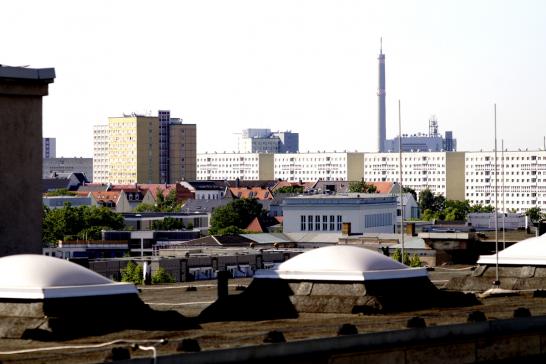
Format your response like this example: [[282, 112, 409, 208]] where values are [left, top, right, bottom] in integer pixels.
[[377, 38, 387, 153]]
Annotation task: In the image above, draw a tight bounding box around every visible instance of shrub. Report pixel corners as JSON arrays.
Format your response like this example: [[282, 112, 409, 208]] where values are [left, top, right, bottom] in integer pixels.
[[409, 254, 421, 267], [152, 267, 175, 284], [121, 261, 143, 284]]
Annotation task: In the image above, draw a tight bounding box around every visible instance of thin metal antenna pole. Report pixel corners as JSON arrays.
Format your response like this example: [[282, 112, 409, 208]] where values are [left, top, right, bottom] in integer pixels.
[[494, 104, 499, 286], [398, 99, 405, 262], [502, 139, 506, 250]]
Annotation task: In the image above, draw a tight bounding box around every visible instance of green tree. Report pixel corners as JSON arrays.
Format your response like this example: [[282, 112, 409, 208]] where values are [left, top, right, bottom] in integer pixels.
[[133, 203, 158, 212], [44, 188, 77, 197], [121, 261, 143, 284], [209, 198, 266, 235], [469, 203, 495, 213], [42, 204, 124, 245], [526, 207, 543, 224], [348, 180, 377, 193], [391, 248, 410, 265], [134, 188, 183, 212], [409, 254, 421, 267], [152, 267, 176, 284], [275, 186, 304, 194], [151, 217, 185, 230], [418, 188, 435, 211], [402, 187, 417, 202]]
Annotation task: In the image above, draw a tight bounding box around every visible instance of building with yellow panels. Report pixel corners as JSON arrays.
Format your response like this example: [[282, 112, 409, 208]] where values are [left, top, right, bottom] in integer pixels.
[[108, 115, 160, 184]]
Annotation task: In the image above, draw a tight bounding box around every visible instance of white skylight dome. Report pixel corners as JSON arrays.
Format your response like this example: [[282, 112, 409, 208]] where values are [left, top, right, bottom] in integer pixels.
[[478, 233, 546, 266], [0, 255, 138, 299], [255, 245, 427, 281]]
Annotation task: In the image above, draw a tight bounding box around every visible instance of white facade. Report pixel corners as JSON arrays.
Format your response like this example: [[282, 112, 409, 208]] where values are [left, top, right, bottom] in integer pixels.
[[93, 124, 109, 183], [274, 152, 364, 182], [196, 152, 274, 180], [465, 150, 546, 213], [363, 152, 465, 200], [282, 194, 397, 234], [42, 137, 56, 158]]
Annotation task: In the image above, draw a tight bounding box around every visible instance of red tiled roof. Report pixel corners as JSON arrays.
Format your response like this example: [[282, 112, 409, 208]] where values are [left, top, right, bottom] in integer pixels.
[[228, 187, 274, 200], [369, 181, 395, 194], [245, 217, 265, 233], [90, 191, 121, 203]]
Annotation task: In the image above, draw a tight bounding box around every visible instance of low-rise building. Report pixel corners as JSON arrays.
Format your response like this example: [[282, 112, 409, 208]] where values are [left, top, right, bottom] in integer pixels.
[[282, 194, 397, 234], [43, 157, 93, 182]]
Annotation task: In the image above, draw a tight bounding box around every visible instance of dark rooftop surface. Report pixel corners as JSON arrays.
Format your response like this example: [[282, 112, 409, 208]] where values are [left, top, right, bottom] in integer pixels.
[[2, 268, 546, 363]]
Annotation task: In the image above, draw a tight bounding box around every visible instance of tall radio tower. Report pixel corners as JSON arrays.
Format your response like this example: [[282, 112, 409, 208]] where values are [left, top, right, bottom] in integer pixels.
[[377, 38, 387, 152]]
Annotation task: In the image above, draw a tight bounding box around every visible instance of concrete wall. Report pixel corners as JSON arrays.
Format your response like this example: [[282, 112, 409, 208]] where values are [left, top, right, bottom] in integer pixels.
[[446, 151, 465, 200], [169, 123, 196, 182], [0, 68, 54, 256], [123, 315, 546, 364], [258, 153, 274, 180]]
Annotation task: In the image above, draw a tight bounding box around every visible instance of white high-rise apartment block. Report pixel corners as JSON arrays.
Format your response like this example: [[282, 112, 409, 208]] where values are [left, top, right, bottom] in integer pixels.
[[465, 150, 546, 213], [196, 153, 274, 180], [363, 152, 465, 200], [93, 124, 109, 183], [43, 137, 56, 158], [274, 152, 364, 182]]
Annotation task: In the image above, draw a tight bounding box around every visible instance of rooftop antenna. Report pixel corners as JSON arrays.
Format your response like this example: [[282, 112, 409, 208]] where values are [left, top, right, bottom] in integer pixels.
[[493, 103, 500, 287], [398, 99, 405, 262], [502, 139, 506, 250], [380, 37, 383, 54]]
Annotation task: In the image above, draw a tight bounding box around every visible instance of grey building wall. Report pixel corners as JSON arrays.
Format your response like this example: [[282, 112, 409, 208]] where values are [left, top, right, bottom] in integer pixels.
[[0, 66, 55, 256], [43, 157, 93, 181]]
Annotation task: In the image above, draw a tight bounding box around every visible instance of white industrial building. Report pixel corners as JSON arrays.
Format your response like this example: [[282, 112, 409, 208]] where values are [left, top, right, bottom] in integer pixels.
[[282, 194, 397, 234], [196, 152, 274, 181], [363, 152, 465, 200], [237, 128, 299, 153], [274, 152, 364, 182], [465, 150, 546, 213]]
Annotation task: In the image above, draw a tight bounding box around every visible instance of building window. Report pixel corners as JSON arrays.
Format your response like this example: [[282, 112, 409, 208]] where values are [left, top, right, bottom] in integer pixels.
[[322, 215, 328, 230], [337, 215, 342, 231], [330, 215, 335, 231], [301, 215, 306, 231], [308, 215, 313, 231], [315, 215, 321, 231]]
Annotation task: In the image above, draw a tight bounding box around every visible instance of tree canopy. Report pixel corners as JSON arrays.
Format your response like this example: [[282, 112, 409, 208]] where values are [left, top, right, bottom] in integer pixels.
[[151, 217, 185, 230], [134, 187, 182, 212], [275, 186, 304, 194], [526, 207, 543, 224], [42, 203, 125, 245], [418, 189, 495, 222], [208, 198, 266, 235], [348, 180, 377, 193]]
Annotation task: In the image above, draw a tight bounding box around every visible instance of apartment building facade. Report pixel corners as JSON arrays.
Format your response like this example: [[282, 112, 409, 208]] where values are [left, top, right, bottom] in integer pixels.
[[93, 111, 196, 184], [465, 150, 546, 213], [93, 125, 109, 183], [274, 152, 364, 182], [196, 152, 274, 180], [363, 152, 465, 200]]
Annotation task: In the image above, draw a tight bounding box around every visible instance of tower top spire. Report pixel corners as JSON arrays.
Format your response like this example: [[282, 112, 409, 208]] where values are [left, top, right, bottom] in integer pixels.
[[380, 37, 382, 54]]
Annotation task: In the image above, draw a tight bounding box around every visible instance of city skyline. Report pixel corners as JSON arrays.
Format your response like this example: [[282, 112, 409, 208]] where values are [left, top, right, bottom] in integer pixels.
[[3, 0, 546, 157]]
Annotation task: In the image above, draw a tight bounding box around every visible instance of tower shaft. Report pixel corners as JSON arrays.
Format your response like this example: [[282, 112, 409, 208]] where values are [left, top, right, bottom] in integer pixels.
[[377, 42, 386, 152]]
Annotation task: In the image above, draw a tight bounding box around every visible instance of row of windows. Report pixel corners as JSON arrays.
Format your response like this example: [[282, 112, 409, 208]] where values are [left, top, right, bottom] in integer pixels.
[[300, 215, 342, 231]]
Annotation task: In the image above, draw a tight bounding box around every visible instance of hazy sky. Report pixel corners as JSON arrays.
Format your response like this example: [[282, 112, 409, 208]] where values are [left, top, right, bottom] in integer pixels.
[[3, 0, 546, 157]]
